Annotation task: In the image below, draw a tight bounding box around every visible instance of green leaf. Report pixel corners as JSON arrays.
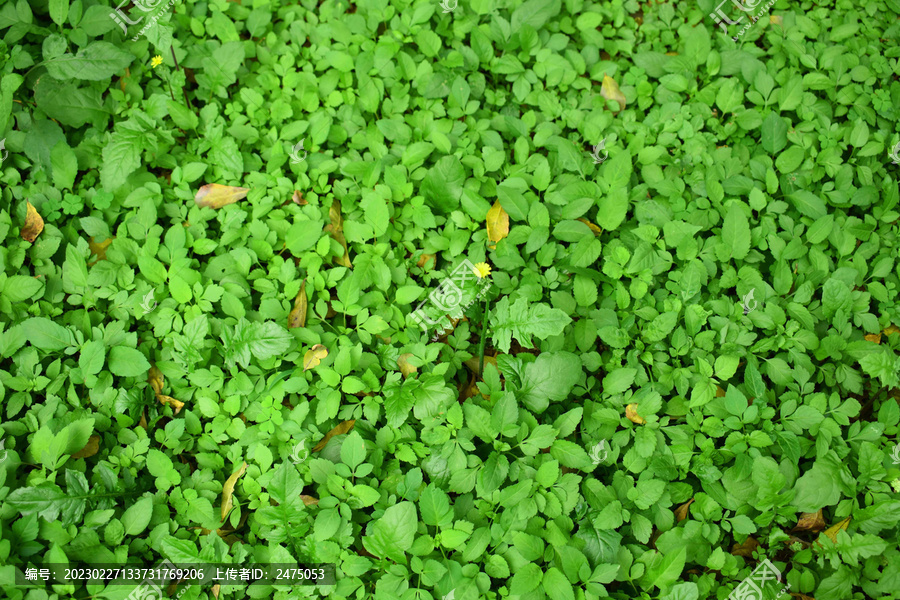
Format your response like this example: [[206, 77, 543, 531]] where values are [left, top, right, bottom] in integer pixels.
[[101, 121, 145, 190], [511, 0, 561, 30], [49, 0, 68, 26], [108, 347, 151, 377], [362, 501, 417, 562], [519, 352, 583, 413], [21, 317, 74, 351], [45, 42, 134, 81], [721, 203, 751, 261], [792, 461, 841, 512], [787, 190, 828, 220], [2, 275, 44, 303], [639, 547, 687, 590], [489, 297, 572, 354], [121, 496, 153, 536], [340, 430, 366, 470], [761, 112, 788, 154], [421, 156, 465, 213]]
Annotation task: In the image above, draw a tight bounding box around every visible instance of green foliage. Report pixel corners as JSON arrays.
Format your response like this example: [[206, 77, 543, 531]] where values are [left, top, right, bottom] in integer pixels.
[[2, 0, 900, 599]]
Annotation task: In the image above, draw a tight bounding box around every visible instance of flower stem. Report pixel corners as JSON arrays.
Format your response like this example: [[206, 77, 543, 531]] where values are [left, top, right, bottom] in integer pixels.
[[478, 296, 489, 377]]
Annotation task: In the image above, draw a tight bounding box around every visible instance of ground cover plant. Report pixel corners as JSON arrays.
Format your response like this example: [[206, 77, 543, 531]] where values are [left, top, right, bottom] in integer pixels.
[[1, 0, 900, 599]]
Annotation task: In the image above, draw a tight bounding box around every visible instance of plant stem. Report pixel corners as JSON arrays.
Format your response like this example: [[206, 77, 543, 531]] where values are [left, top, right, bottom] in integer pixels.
[[478, 295, 489, 377]]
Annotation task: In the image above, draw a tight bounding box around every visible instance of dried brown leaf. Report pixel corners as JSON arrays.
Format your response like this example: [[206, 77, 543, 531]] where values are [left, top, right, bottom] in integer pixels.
[[715, 386, 726, 397], [288, 279, 308, 329], [292, 190, 308, 205], [221, 461, 248, 521], [486, 200, 510, 246], [731, 536, 759, 557], [794, 509, 826, 533], [303, 344, 328, 371], [22, 202, 44, 243], [674, 498, 694, 522], [300, 495, 319, 506], [313, 419, 356, 452], [625, 403, 646, 425], [194, 184, 250, 209], [600, 75, 627, 112], [397, 353, 417, 379], [72, 435, 101, 459]]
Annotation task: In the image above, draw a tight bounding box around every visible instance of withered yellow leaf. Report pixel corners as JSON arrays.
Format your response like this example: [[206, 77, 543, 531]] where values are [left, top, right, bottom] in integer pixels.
[[770, 14, 783, 25], [288, 279, 308, 329], [822, 516, 851, 544], [884, 324, 899, 336], [486, 201, 510, 246], [313, 419, 356, 452], [72, 435, 101, 459], [464, 354, 498, 374], [577, 219, 603, 235], [324, 199, 352, 267], [148, 365, 165, 395], [300, 495, 319, 506], [864, 333, 881, 344], [157, 394, 185, 414], [22, 202, 44, 243], [600, 75, 627, 112], [417, 253, 436, 269], [212, 584, 220, 600], [88, 237, 114, 264], [302, 343, 329, 371], [221, 461, 248, 521], [398, 353, 417, 379], [195, 183, 250, 209], [625, 403, 646, 425]]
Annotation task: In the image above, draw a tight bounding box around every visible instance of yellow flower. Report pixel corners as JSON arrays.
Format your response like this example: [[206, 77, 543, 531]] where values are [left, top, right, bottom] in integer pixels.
[[151, 55, 163, 68], [472, 262, 491, 279]]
